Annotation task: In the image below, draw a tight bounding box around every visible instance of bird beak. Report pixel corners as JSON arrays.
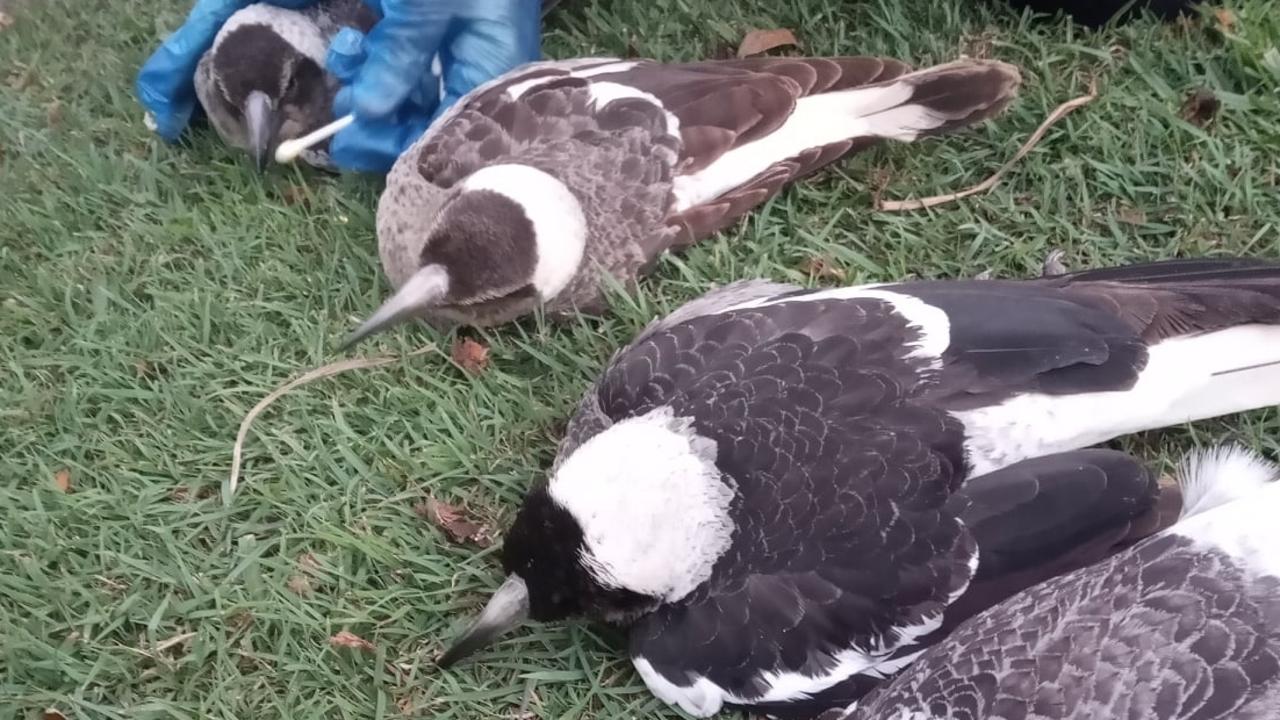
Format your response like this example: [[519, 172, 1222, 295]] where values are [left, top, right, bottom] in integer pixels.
[[438, 575, 530, 668], [341, 264, 450, 350], [243, 90, 276, 173]]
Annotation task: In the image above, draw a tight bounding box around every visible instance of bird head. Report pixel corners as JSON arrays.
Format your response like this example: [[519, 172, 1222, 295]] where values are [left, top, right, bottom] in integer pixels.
[[342, 162, 588, 346], [437, 408, 735, 667], [196, 6, 337, 171]]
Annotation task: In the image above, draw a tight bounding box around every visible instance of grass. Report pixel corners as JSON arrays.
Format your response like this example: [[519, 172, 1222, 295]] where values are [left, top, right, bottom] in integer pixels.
[[1, 0, 1279, 717]]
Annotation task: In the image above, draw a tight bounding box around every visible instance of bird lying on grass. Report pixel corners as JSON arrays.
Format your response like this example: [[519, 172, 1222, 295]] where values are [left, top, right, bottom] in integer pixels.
[[194, 0, 376, 171], [342, 55, 1022, 343], [436, 256, 1280, 718], [832, 444, 1280, 720]]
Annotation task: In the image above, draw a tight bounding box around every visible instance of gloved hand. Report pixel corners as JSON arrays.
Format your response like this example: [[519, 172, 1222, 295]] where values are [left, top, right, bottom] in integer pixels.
[[324, 0, 541, 172], [136, 0, 317, 142]]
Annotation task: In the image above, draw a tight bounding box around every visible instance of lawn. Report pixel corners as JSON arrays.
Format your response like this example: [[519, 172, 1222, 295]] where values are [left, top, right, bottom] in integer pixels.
[[2, 0, 1279, 718]]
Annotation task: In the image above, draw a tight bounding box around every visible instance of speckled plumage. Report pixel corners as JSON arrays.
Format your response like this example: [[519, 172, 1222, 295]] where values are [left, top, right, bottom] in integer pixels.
[[370, 56, 1023, 329], [838, 448, 1280, 720]]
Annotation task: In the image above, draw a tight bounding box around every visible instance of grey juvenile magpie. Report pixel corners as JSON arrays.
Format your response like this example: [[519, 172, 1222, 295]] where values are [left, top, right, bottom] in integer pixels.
[[436, 257, 1280, 718], [344, 55, 1022, 343], [193, 0, 376, 171], [833, 444, 1280, 720]]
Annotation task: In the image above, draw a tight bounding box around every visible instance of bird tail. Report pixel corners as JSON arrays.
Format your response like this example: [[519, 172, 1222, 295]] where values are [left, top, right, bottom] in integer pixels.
[[1058, 257, 1280, 431]]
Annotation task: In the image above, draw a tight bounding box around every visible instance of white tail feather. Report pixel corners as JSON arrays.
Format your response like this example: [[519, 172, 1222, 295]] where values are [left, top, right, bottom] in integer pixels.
[[1176, 445, 1280, 520]]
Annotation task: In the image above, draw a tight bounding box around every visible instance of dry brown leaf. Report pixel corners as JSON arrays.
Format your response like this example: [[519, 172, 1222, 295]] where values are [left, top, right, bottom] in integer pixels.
[[53, 468, 72, 493], [45, 100, 63, 128], [417, 498, 493, 547], [298, 552, 321, 573], [737, 28, 798, 58], [1214, 8, 1237, 33], [1180, 87, 1221, 128], [800, 256, 847, 281], [42, 709, 66, 720], [286, 574, 313, 596], [329, 630, 375, 652], [0, 12, 14, 32], [281, 185, 310, 207], [1116, 205, 1147, 225], [451, 337, 490, 375]]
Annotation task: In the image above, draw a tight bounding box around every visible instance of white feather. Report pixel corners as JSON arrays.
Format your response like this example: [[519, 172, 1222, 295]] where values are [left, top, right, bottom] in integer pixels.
[[549, 407, 733, 603], [954, 325, 1280, 476], [1171, 447, 1280, 577], [460, 164, 587, 300], [671, 81, 951, 212], [1176, 445, 1280, 520]]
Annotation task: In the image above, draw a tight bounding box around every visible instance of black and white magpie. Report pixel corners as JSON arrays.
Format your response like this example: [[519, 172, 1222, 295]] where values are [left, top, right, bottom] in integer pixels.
[[193, 0, 377, 171], [435, 257, 1280, 718], [834, 444, 1280, 720], [344, 56, 1021, 343]]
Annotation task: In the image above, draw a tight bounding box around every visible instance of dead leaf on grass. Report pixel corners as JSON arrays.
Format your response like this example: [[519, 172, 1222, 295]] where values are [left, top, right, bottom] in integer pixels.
[[451, 337, 490, 375], [286, 574, 313, 596], [1180, 87, 1221, 128], [416, 498, 493, 547], [0, 12, 14, 32], [281, 185, 310, 207], [737, 28, 798, 58], [42, 709, 66, 720], [800, 256, 847, 281], [1116, 205, 1147, 225], [46, 100, 63, 128], [1214, 8, 1237, 33], [329, 630, 375, 652], [53, 468, 72, 493]]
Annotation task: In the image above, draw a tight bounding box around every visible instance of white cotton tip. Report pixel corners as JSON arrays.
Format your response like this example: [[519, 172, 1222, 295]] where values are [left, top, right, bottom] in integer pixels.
[[273, 113, 355, 164], [1176, 444, 1280, 521]]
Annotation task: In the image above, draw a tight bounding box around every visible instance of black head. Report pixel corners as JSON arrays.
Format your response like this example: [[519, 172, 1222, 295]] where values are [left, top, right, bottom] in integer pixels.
[[502, 487, 657, 623], [207, 23, 334, 170]]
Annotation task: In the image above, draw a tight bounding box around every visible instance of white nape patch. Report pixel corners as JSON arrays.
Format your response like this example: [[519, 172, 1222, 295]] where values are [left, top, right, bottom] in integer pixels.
[[460, 164, 587, 300], [954, 324, 1280, 476], [671, 80, 944, 211], [725, 285, 951, 364], [218, 5, 327, 64], [1177, 445, 1280, 521], [549, 407, 732, 603]]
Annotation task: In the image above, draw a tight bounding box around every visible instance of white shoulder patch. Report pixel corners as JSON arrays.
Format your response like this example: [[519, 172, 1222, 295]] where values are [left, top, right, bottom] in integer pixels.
[[549, 407, 732, 603], [1177, 445, 1280, 520], [725, 285, 951, 363], [218, 5, 327, 64], [460, 164, 587, 300]]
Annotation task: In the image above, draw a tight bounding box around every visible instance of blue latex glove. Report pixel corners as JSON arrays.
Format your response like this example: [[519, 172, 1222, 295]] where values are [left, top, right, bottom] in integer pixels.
[[325, 0, 542, 172], [136, 0, 317, 141]]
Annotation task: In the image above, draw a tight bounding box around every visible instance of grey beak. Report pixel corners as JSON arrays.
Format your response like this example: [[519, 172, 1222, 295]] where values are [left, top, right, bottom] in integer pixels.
[[341, 264, 450, 351], [243, 90, 275, 172], [438, 575, 530, 668]]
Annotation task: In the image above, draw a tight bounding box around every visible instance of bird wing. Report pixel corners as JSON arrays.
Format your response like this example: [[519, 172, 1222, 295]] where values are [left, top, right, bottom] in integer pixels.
[[587, 297, 976, 715], [841, 531, 1280, 720]]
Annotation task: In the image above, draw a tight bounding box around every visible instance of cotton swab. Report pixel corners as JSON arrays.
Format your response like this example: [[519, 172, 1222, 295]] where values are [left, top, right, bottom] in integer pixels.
[[273, 114, 355, 164]]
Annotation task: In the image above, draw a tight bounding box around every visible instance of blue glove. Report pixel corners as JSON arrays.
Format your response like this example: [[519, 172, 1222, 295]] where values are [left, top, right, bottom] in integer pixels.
[[136, 0, 317, 142], [325, 0, 542, 172]]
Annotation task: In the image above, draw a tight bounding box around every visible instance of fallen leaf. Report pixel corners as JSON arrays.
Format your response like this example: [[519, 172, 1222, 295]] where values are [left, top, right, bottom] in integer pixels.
[[227, 610, 254, 632], [0, 12, 13, 32], [800, 256, 847, 282], [329, 630, 375, 652], [737, 28, 798, 58], [281, 184, 310, 207], [53, 468, 71, 493], [42, 709, 66, 720], [286, 574, 313, 596], [1180, 87, 1220, 128], [416, 498, 493, 547], [297, 552, 321, 573], [1214, 8, 1237, 33], [45, 100, 63, 128], [450, 337, 490, 375], [1116, 205, 1147, 225]]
